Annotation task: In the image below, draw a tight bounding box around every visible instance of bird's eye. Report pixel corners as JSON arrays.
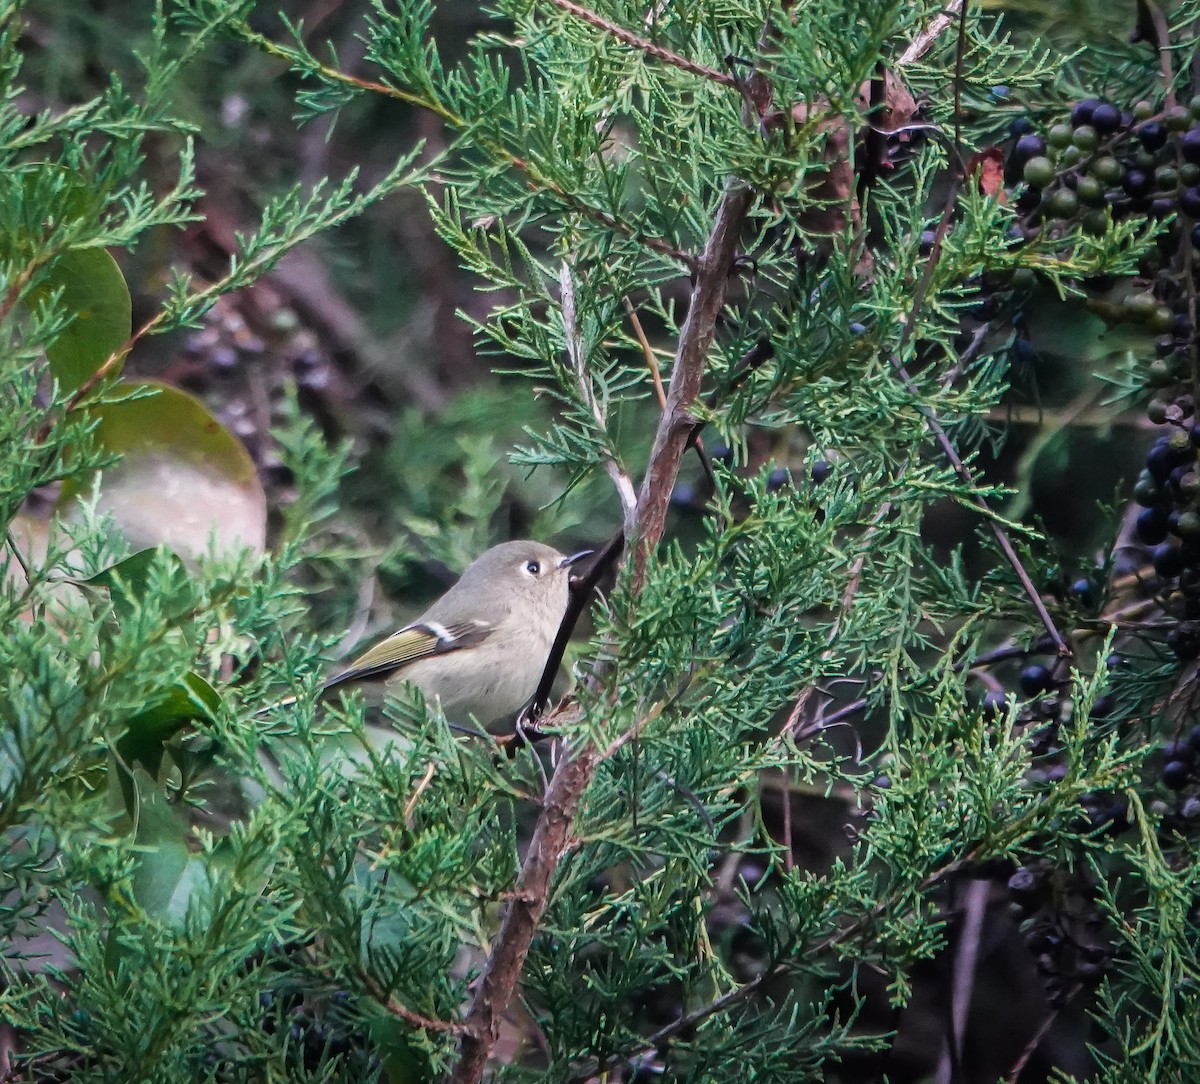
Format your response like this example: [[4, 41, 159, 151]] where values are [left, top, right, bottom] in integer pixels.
[[525, 560, 542, 575]]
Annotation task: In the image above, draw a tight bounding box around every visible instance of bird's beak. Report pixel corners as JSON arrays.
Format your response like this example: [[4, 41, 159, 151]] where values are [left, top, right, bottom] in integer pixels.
[[559, 549, 594, 570]]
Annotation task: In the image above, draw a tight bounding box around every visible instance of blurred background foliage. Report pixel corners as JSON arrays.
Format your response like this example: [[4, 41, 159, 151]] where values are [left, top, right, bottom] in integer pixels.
[[15, 0, 1163, 633]]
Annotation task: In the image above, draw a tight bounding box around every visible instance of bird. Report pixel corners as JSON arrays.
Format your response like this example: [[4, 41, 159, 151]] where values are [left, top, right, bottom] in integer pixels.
[[315, 540, 592, 727]]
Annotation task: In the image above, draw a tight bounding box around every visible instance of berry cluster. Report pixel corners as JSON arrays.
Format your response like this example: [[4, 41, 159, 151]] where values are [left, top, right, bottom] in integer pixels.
[[1009, 95, 1200, 664], [1006, 862, 1112, 1009], [1158, 727, 1200, 800], [1132, 427, 1200, 661], [1013, 95, 1200, 247]]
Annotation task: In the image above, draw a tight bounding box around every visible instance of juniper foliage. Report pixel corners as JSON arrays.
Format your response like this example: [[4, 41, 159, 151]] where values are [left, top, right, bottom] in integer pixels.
[[3, 1, 1200, 1082]]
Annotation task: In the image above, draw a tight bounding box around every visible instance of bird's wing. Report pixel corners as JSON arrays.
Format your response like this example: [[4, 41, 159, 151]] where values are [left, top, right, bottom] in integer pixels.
[[323, 619, 493, 690]]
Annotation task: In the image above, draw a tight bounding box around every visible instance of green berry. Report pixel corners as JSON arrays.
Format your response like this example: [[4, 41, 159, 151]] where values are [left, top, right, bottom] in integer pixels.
[[1126, 292, 1160, 320], [1156, 165, 1180, 191], [1075, 175, 1104, 205], [1191, 94, 1200, 121], [1150, 307, 1176, 333], [1147, 399, 1170, 424], [1092, 156, 1123, 185], [1147, 358, 1176, 386], [1081, 209, 1108, 235], [1072, 125, 1098, 151], [1046, 188, 1079, 217], [1023, 156, 1056, 188], [1134, 100, 1155, 121], [1048, 123, 1074, 149], [1134, 476, 1161, 505]]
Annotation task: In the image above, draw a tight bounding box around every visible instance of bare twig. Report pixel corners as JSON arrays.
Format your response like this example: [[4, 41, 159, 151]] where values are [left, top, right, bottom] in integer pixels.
[[936, 877, 990, 1084], [4, 530, 32, 583], [550, 0, 737, 87], [623, 295, 667, 408], [1004, 1004, 1063, 1083], [448, 745, 597, 1082], [896, 0, 965, 66], [630, 178, 755, 590], [519, 529, 625, 729], [358, 967, 468, 1035]]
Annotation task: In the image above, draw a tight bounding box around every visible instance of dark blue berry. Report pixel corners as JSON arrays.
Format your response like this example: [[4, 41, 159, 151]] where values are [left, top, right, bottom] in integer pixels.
[[1014, 133, 1047, 162], [981, 689, 1008, 716], [1123, 169, 1153, 198], [810, 460, 831, 484], [1147, 440, 1178, 481], [1072, 99, 1100, 127], [1153, 542, 1184, 578], [670, 483, 697, 508], [1007, 867, 1042, 908], [1136, 507, 1170, 544], [766, 467, 790, 491], [1138, 121, 1168, 150], [848, 321, 866, 335], [1181, 188, 1200, 217], [1091, 103, 1122, 132], [1163, 739, 1194, 763], [1019, 664, 1053, 696], [1163, 759, 1192, 789], [1168, 625, 1200, 660], [1183, 127, 1200, 165]]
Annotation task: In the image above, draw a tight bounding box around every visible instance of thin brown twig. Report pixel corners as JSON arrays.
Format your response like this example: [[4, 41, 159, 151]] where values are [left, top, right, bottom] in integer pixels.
[[563, 262, 638, 522], [549, 0, 736, 87], [623, 295, 667, 408], [781, 501, 891, 740], [888, 164, 1067, 655], [952, 0, 968, 161], [448, 746, 597, 1082], [1004, 1003, 1063, 1083], [357, 967, 468, 1035], [936, 877, 990, 1084], [630, 178, 755, 590], [896, 0, 965, 66], [402, 762, 437, 828], [4, 530, 32, 583]]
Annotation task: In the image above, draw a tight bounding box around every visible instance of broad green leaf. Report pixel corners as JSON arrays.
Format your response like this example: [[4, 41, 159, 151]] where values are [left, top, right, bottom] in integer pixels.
[[64, 381, 266, 560], [0, 164, 128, 391], [127, 768, 212, 925], [82, 545, 190, 619], [32, 247, 132, 392], [117, 672, 221, 776]]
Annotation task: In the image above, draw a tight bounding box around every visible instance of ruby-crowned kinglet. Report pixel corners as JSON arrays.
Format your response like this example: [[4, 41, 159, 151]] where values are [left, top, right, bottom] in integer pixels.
[[324, 540, 592, 726]]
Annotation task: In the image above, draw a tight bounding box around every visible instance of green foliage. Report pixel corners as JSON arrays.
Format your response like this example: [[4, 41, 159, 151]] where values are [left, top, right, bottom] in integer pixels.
[[4, 0, 1200, 1082]]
